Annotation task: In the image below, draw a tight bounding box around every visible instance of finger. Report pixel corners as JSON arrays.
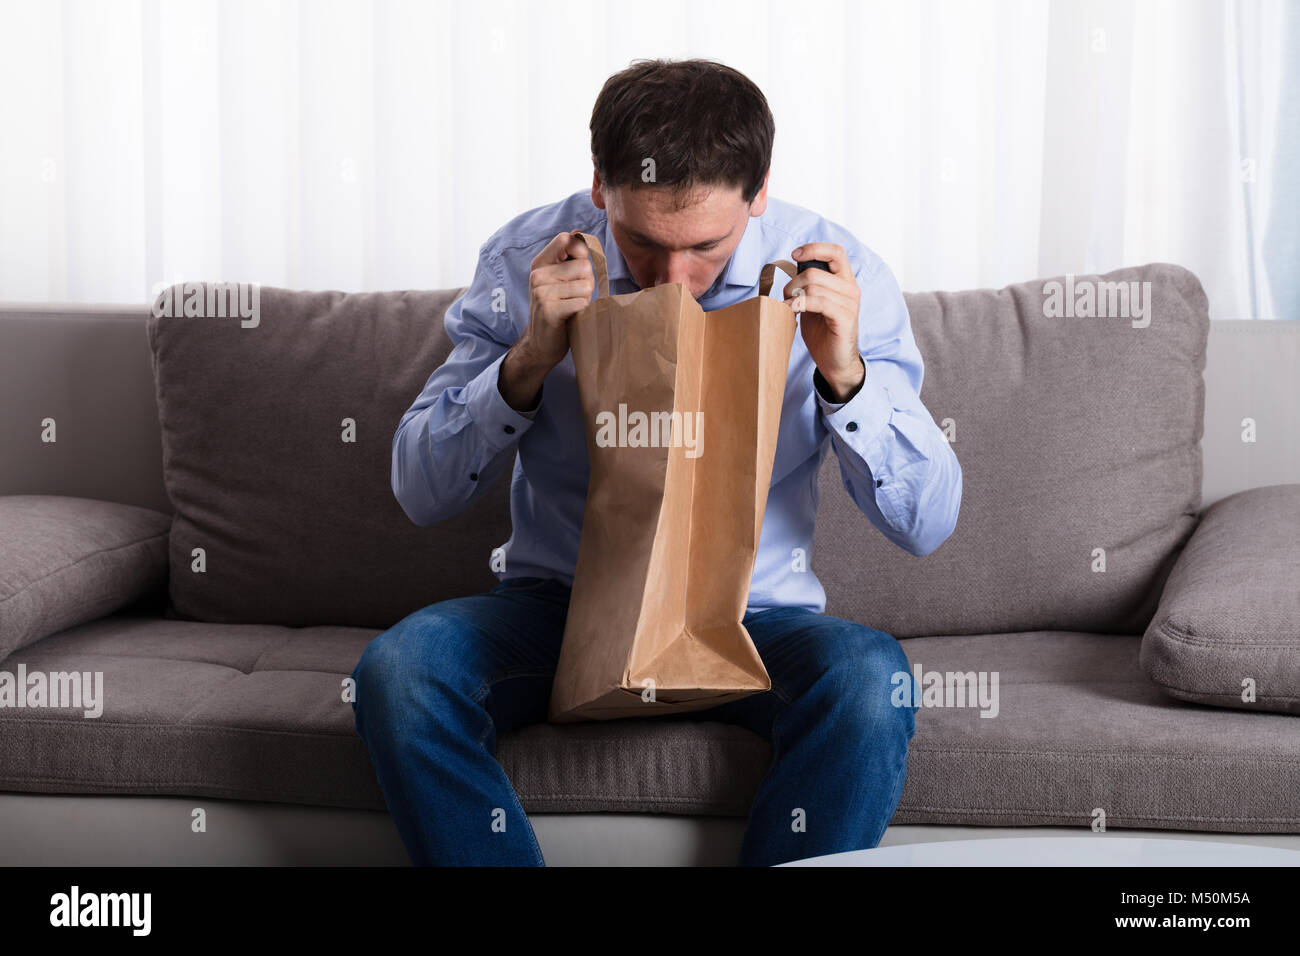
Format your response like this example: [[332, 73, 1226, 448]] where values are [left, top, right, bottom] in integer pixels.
[[781, 272, 852, 309], [530, 232, 574, 270], [562, 231, 592, 263], [539, 294, 595, 325], [791, 242, 852, 276], [531, 231, 591, 270], [788, 266, 855, 296], [789, 286, 853, 313], [785, 286, 854, 318], [535, 274, 595, 301], [539, 299, 590, 322], [532, 257, 594, 287]]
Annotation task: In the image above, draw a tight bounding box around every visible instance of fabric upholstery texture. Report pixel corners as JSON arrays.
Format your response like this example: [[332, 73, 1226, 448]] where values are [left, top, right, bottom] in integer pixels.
[[816, 263, 1209, 637], [1, 615, 1297, 832], [147, 284, 506, 628], [0, 495, 170, 661], [10, 265, 1289, 841], [149, 265, 1207, 638], [1141, 484, 1300, 715]]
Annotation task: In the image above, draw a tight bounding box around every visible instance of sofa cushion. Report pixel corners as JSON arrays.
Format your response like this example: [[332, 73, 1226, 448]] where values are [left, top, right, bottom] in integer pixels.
[[888, 630, 1300, 832], [147, 284, 510, 628], [1140, 484, 1300, 715], [816, 263, 1208, 637], [3, 616, 1298, 834], [0, 615, 765, 813], [0, 495, 169, 661]]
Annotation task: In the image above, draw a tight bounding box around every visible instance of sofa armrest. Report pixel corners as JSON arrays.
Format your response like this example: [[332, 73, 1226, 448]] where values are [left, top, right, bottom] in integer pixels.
[[0, 495, 170, 662], [1140, 484, 1300, 715]]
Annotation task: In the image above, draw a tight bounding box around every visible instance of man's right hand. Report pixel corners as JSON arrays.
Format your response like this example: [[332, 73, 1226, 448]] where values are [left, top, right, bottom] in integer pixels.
[[499, 231, 595, 412]]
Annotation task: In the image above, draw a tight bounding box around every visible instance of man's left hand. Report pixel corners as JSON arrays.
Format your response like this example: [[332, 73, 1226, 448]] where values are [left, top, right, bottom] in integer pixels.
[[784, 242, 865, 403]]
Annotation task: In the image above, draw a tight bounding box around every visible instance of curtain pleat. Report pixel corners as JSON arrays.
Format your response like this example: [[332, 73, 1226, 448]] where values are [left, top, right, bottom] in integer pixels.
[[0, 0, 1290, 318]]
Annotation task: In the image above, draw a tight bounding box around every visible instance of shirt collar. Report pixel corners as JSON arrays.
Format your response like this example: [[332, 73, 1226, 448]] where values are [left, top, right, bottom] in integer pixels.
[[716, 213, 767, 291], [598, 212, 768, 296]]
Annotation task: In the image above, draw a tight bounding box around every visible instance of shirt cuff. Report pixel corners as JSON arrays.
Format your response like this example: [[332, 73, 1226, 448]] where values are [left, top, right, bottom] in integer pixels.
[[813, 364, 893, 467], [463, 351, 541, 451]]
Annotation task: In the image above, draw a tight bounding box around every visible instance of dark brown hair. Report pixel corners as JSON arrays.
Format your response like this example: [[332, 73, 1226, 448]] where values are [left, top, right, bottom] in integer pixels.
[[590, 58, 774, 205]]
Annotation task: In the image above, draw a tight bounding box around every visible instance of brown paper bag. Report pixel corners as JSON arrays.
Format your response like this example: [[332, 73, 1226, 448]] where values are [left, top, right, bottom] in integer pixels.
[[548, 230, 799, 723]]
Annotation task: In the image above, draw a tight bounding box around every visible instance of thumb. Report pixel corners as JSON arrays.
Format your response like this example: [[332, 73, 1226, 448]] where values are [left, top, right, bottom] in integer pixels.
[[561, 231, 592, 263], [533, 230, 590, 269]]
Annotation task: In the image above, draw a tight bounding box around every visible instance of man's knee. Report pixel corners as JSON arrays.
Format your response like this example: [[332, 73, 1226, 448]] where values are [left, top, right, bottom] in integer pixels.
[[351, 603, 480, 719], [811, 622, 917, 732]]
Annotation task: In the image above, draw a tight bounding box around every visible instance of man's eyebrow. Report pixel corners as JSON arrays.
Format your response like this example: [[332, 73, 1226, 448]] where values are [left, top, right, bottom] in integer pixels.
[[627, 226, 735, 248]]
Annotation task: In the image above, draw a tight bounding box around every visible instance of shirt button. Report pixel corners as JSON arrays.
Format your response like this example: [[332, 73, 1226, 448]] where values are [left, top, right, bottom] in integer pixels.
[[503, 425, 515, 434], [876, 478, 884, 487], [846, 421, 859, 432], [469, 472, 479, 481]]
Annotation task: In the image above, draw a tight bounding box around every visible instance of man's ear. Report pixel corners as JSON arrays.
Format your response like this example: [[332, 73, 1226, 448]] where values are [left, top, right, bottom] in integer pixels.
[[748, 169, 770, 217], [591, 165, 606, 210]]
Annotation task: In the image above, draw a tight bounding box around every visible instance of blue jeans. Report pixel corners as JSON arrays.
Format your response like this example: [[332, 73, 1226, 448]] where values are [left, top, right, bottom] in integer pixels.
[[350, 575, 920, 866]]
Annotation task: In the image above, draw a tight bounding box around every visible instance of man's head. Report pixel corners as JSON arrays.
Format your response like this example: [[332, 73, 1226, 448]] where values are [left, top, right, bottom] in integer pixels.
[[589, 59, 774, 299]]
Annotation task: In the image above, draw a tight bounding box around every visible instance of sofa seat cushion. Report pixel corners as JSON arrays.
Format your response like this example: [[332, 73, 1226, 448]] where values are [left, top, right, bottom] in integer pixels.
[[0, 615, 385, 808], [890, 631, 1300, 832], [1, 619, 1297, 833], [0, 614, 766, 814]]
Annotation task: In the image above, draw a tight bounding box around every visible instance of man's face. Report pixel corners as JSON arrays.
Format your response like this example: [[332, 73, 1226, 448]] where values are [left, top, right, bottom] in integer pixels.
[[591, 170, 769, 300]]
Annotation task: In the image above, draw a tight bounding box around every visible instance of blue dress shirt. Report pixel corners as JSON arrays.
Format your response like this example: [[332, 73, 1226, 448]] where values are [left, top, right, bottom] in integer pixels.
[[392, 189, 962, 614]]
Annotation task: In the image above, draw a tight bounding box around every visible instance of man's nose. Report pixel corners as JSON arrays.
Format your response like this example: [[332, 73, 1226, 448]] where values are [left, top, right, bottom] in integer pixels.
[[654, 253, 692, 288]]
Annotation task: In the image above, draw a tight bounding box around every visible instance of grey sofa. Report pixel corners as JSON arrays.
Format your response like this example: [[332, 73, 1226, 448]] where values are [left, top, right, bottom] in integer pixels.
[[1, 263, 1298, 866]]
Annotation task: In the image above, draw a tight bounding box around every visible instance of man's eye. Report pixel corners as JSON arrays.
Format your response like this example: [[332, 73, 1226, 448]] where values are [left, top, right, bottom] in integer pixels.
[[696, 243, 719, 252]]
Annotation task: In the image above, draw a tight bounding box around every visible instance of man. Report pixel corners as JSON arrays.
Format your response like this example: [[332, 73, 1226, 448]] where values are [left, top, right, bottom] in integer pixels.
[[351, 58, 962, 866]]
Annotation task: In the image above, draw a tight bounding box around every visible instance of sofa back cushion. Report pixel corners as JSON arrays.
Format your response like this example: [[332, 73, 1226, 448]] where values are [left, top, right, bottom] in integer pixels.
[[814, 263, 1208, 637], [148, 284, 508, 628], [151, 264, 1208, 636]]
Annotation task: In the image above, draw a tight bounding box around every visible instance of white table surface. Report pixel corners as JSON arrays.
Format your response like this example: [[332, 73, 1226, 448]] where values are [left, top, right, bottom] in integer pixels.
[[780, 836, 1300, 866]]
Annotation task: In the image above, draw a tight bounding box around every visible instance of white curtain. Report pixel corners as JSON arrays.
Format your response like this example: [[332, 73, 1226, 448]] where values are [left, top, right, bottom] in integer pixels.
[[0, 0, 1291, 319]]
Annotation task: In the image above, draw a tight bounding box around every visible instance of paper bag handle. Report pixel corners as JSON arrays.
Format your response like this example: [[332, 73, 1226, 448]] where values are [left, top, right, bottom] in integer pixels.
[[759, 260, 798, 298], [568, 230, 610, 299]]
